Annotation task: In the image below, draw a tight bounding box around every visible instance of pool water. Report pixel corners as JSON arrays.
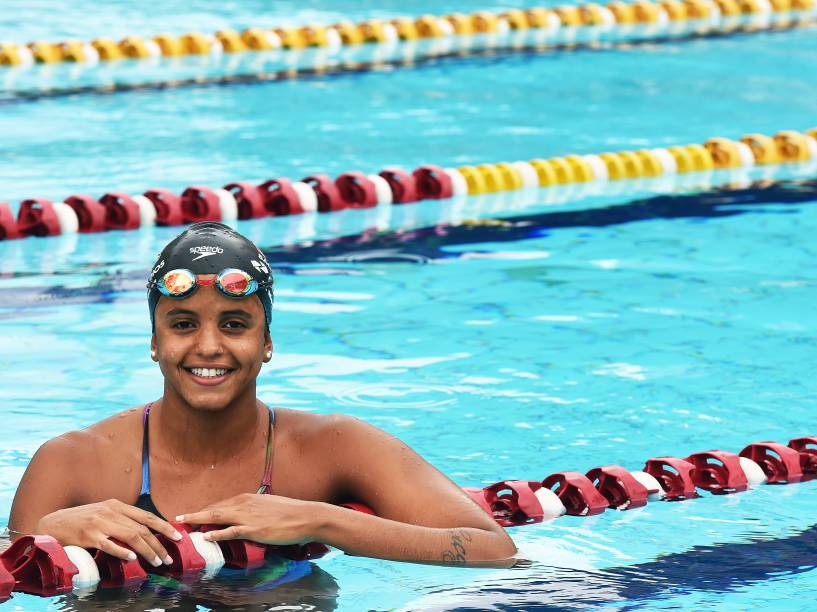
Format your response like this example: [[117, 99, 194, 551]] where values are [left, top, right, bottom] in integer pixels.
[[2, 2, 817, 610]]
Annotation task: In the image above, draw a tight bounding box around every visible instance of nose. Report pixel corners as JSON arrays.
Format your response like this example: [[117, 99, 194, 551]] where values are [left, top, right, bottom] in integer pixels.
[[194, 319, 225, 358]]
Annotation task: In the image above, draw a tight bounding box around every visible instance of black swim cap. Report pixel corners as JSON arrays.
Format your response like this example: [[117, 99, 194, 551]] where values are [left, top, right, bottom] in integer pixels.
[[147, 222, 273, 329]]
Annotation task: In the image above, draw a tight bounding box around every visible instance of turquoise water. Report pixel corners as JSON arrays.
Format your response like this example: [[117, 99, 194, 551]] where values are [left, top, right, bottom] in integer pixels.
[[2, 2, 817, 610]]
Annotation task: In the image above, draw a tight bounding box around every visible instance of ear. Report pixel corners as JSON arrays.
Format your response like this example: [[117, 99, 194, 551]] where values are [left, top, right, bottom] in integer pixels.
[[150, 334, 159, 362], [263, 329, 273, 362]]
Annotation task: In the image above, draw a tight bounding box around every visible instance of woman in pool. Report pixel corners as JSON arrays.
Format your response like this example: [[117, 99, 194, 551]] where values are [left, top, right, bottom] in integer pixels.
[[8, 222, 516, 568]]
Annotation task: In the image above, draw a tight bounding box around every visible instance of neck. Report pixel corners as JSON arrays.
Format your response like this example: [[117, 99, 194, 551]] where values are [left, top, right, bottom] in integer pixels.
[[152, 385, 264, 465]]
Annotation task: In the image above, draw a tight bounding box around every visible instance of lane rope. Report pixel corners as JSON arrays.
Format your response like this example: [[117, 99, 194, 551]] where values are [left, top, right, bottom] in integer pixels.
[[1, 127, 816, 242], [0, 0, 815, 74]]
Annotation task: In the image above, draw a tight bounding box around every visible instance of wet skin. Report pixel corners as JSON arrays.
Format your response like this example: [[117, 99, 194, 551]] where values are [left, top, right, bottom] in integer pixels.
[[8, 279, 516, 567]]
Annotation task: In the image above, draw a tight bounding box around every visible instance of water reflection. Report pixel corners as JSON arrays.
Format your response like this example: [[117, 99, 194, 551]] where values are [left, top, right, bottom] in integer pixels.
[[412, 523, 817, 611]]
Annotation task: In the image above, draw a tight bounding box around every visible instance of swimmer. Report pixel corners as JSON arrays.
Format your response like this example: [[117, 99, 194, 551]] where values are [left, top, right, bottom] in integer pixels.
[[8, 222, 516, 568]]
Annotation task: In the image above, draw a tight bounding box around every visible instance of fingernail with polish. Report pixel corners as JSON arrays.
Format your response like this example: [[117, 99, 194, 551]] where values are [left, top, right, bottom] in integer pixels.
[[127, 552, 137, 561], [172, 530, 183, 541], [164, 555, 173, 565], [203, 532, 211, 541], [152, 556, 162, 567], [175, 515, 184, 522]]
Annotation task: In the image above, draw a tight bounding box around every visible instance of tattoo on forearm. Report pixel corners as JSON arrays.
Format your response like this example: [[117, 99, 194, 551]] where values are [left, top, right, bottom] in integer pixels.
[[441, 529, 473, 565]]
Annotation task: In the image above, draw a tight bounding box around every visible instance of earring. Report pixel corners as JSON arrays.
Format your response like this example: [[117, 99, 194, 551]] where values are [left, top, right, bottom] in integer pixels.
[[150, 350, 157, 359], [265, 351, 272, 359]]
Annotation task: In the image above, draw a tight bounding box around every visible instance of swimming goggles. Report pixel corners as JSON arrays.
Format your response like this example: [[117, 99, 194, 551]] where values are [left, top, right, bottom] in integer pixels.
[[149, 268, 269, 300]]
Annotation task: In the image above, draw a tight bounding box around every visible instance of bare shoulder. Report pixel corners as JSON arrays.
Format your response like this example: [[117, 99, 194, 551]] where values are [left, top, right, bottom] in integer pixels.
[[276, 408, 409, 459], [34, 406, 143, 470]]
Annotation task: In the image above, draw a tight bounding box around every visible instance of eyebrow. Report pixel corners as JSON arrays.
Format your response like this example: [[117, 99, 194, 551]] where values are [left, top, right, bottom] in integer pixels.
[[165, 308, 254, 320]]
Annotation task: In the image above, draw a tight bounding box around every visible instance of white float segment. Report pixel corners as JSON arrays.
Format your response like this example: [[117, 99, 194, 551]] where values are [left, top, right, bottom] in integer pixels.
[[208, 35, 224, 56], [53, 202, 79, 234], [631, 470, 666, 500], [545, 12, 562, 32], [264, 31, 283, 48], [291, 181, 319, 213], [804, 136, 817, 160], [188, 531, 226, 570], [735, 142, 756, 167], [214, 188, 238, 221], [650, 148, 678, 174], [367, 174, 394, 205], [132, 195, 157, 227], [64, 546, 101, 588], [739, 457, 768, 487], [533, 487, 567, 520], [325, 28, 343, 50], [582, 154, 609, 181], [597, 6, 617, 27], [496, 18, 511, 35], [512, 162, 540, 189], [437, 18, 456, 36], [81, 43, 100, 64], [144, 39, 162, 57], [13, 44, 35, 66], [443, 168, 469, 197], [381, 24, 400, 44], [654, 7, 670, 27]]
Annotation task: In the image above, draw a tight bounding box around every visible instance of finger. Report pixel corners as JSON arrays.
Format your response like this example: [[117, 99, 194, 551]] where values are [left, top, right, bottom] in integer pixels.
[[120, 504, 183, 541], [175, 506, 241, 527], [201, 525, 246, 542], [107, 523, 168, 567], [118, 516, 173, 566], [96, 537, 139, 562]]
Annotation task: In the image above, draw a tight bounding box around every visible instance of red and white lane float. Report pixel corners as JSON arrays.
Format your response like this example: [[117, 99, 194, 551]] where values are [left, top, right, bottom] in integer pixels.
[[2, 128, 817, 242], [463, 437, 817, 527], [2, 436, 816, 602]]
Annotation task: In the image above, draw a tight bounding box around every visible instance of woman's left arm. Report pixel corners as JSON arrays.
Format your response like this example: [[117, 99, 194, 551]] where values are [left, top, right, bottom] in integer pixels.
[[181, 415, 517, 566]]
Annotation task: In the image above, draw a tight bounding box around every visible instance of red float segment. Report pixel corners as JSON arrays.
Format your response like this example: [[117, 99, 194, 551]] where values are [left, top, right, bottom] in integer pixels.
[[740, 442, 803, 484], [64, 195, 106, 233], [224, 181, 267, 220], [483, 480, 546, 526], [336, 172, 379, 208], [181, 186, 221, 223], [643, 457, 698, 500], [542, 471, 609, 516], [685, 450, 748, 494], [0, 535, 77, 596], [586, 465, 649, 510], [142, 522, 205, 578], [94, 549, 148, 589], [463, 486, 493, 515], [99, 192, 141, 230], [302, 174, 345, 212], [378, 168, 419, 203], [198, 525, 267, 569], [17, 199, 62, 237], [144, 188, 184, 226], [0, 561, 13, 602], [338, 502, 376, 515], [412, 165, 453, 200], [261, 178, 306, 216], [788, 437, 817, 476], [0, 203, 21, 240]]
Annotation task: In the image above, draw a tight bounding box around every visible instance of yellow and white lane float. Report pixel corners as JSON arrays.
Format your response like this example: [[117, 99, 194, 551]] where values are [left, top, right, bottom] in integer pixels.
[[2, 127, 817, 241], [2, 0, 817, 71]]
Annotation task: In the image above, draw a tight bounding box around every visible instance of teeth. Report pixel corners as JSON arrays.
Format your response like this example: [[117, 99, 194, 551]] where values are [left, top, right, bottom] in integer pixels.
[[190, 368, 228, 378]]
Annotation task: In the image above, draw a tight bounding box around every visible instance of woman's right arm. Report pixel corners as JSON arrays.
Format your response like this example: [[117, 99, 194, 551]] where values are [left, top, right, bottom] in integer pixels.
[[8, 432, 181, 566]]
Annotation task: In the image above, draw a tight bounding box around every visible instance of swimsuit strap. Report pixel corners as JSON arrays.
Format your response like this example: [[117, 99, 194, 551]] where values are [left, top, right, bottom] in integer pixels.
[[139, 402, 154, 496], [257, 406, 276, 495]]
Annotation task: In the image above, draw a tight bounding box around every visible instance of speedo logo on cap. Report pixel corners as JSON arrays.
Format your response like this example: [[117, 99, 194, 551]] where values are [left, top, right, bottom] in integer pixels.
[[189, 245, 224, 261]]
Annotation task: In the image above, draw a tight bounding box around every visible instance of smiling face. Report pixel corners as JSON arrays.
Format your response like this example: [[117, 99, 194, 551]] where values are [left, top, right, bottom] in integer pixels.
[[151, 277, 272, 413]]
